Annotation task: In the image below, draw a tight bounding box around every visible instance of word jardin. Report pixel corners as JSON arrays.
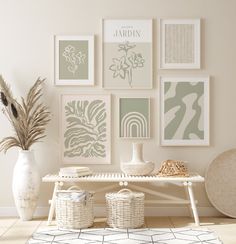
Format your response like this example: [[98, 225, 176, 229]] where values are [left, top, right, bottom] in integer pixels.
[[113, 28, 141, 38]]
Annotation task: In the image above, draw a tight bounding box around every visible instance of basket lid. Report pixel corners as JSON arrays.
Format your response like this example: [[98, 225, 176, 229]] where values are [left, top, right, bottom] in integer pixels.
[[106, 188, 144, 199]]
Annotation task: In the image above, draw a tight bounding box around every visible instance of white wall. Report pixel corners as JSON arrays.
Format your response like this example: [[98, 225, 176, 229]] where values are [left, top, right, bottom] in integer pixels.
[[0, 0, 236, 216]]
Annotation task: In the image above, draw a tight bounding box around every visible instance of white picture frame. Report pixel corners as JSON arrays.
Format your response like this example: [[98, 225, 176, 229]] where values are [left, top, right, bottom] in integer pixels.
[[102, 19, 153, 89], [60, 94, 111, 164], [160, 76, 209, 146], [159, 19, 201, 69], [55, 35, 94, 86], [119, 96, 151, 139]]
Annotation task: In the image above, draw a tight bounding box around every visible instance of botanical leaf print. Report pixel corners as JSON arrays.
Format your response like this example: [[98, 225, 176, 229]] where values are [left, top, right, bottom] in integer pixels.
[[109, 56, 129, 79], [109, 41, 145, 87], [64, 99, 107, 158], [63, 45, 86, 75]]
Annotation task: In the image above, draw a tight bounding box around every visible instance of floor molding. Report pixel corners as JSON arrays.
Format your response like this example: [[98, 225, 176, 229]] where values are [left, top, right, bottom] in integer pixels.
[[0, 205, 222, 217]]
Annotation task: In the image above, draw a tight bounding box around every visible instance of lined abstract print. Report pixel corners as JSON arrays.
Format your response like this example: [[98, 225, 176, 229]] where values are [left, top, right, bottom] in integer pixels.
[[165, 24, 195, 64], [164, 81, 204, 140]]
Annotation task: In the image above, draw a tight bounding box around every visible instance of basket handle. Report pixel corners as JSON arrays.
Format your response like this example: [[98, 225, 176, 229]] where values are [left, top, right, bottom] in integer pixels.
[[67, 186, 81, 191], [67, 186, 94, 196], [117, 188, 133, 195]]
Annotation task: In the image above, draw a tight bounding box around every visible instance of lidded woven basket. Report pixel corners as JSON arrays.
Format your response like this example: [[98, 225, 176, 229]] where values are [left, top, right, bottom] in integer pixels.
[[56, 186, 94, 229], [106, 188, 144, 228]]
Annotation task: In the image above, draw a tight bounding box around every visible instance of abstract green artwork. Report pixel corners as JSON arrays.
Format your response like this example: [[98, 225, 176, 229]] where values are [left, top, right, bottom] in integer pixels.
[[160, 77, 209, 146], [119, 97, 150, 138], [61, 95, 111, 164], [103, 19, 152, 89], [55, 36, 94, 86]]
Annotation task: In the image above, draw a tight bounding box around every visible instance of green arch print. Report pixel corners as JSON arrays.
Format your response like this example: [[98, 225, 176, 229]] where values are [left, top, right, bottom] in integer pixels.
[[119, 97, 150, 139]]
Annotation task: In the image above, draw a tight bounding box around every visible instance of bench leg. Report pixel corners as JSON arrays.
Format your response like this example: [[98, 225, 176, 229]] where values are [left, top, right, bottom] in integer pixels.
[[184, 183, 193, 218], [47, 181, 63, 225], [185, 182, 200, 226]]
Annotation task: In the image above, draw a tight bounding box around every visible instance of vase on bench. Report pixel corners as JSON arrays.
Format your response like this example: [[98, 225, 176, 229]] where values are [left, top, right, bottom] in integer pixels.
[[120, 142, 154, 176]]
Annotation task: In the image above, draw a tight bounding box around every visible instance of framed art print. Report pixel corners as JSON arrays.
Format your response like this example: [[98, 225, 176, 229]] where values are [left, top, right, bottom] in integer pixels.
[[60, 94, 111, 164], [159, 19, 200, 69], [119, 97, 150, 139], [160, 76, 209, 146], [102, 19, 153, 89], [55, 35, 94, 86]]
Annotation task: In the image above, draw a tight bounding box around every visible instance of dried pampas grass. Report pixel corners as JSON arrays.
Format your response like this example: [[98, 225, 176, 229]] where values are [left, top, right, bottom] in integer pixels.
[[0, 75, 51, 152]]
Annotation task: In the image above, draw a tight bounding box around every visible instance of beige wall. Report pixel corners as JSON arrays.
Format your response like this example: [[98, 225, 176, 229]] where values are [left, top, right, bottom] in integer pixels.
[[0, 0, 236, 215]]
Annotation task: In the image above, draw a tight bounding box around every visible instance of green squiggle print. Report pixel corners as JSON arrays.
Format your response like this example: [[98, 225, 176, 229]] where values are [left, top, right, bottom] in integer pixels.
[[164, 82, 204, 140]]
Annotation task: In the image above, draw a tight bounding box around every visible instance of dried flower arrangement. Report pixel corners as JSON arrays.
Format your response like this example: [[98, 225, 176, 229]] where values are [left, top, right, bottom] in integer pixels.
[[0, 75, 50, 152]]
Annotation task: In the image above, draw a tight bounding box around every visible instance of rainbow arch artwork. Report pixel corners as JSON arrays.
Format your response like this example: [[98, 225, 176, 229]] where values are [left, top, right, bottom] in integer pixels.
[[119, 97, 150, 138]]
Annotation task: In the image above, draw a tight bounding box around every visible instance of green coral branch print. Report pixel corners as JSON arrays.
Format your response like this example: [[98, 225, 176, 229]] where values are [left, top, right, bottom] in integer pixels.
[[64, 100, 107, 158], [109, 41, 145, 87]]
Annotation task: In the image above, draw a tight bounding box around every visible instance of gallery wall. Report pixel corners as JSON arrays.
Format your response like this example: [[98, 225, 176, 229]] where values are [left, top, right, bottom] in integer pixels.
[[0, 0, 236, 216]]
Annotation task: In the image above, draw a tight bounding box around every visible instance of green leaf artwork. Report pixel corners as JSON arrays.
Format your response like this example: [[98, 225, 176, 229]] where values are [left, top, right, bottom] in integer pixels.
[[109, 41, 145, 87], [64, 99, 107, 158]]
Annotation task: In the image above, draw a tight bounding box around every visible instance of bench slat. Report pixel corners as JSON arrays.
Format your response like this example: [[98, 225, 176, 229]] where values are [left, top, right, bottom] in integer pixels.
[[42, 172, 204, 183]]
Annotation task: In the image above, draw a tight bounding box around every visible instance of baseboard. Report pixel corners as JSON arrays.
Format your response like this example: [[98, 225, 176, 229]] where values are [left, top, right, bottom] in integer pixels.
[[0, 205, 222, 217]]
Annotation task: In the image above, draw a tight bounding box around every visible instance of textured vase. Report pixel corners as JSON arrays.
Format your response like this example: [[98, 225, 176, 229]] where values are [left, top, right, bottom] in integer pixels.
[[12, 150, 40, 221], [130, 143, 145, 163], [121, 143, 154, 175]]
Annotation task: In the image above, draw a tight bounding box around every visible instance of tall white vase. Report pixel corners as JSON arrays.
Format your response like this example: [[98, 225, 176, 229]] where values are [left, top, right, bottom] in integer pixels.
[[130, 143, 145, 163], [12, 150, 40, 221]]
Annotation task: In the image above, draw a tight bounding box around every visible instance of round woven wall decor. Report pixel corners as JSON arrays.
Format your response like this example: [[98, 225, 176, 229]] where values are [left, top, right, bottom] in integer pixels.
[[205, 148, 236, 218]]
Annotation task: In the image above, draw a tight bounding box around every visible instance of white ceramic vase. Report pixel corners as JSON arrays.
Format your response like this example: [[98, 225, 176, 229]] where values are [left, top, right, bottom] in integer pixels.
[[12, 150, 40, 221], [130, 143, 145, 163], [121, 143, 155, 175]]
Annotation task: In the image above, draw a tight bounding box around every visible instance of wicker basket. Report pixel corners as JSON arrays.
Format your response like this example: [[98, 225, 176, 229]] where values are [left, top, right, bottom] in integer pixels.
[[106, 188, 144, 228], [56, 186, 94, 229], [158, 160, 189, 177]]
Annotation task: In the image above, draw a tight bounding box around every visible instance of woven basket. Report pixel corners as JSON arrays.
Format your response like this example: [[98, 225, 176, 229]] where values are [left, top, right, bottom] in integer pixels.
[[158, 160, 189, 177], [106, 188, 144, 228], [56, 186, 94, 229]]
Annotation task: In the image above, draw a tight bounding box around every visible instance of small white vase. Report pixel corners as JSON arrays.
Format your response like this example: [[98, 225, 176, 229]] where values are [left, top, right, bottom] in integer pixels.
[[121, 143, 155, 175], [130, 143, 145, 163], [12, 150, 40, 221]]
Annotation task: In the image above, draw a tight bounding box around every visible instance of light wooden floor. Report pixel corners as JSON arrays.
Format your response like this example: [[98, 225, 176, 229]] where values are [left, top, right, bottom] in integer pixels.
[[0, 217, 236, 243]]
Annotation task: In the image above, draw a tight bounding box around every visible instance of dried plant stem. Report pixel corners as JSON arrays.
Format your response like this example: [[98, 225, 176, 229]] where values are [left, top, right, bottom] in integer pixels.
[[0, 75, 50, 153]]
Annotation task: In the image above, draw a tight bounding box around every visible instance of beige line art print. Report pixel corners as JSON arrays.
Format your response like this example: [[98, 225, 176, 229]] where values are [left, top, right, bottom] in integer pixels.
[[109, 41, 145, 87]]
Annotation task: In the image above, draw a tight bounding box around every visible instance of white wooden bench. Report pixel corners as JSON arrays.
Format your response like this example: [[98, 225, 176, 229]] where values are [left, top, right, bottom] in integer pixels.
[[42, 172, 204, 226]]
